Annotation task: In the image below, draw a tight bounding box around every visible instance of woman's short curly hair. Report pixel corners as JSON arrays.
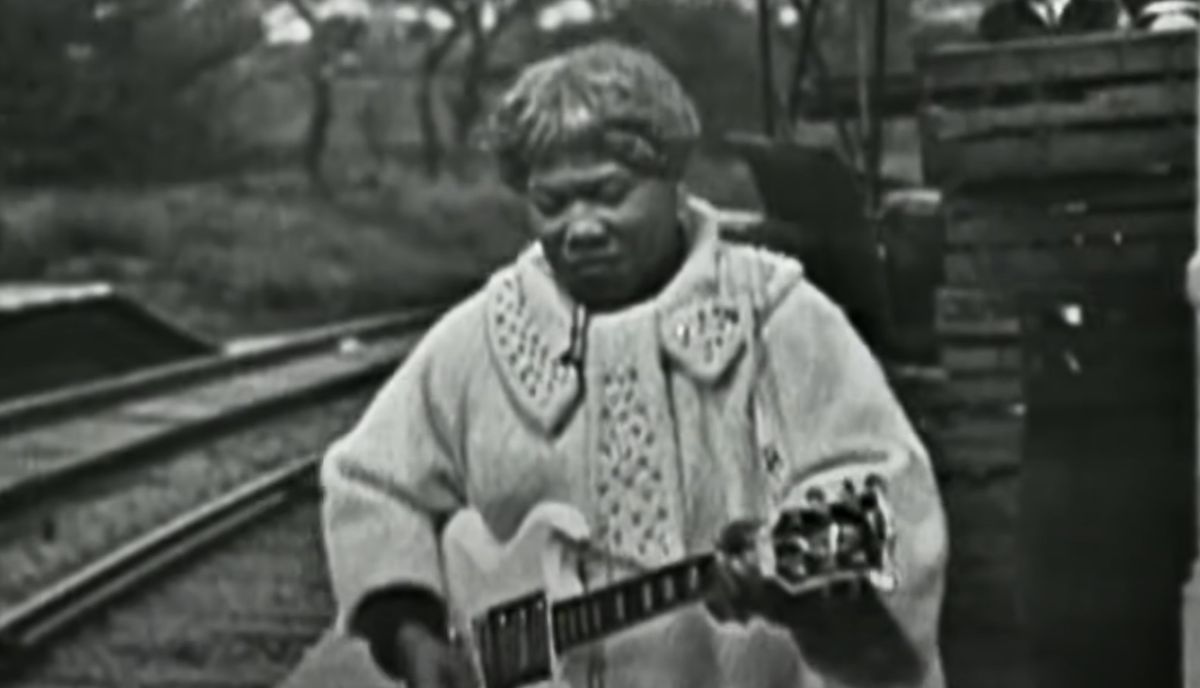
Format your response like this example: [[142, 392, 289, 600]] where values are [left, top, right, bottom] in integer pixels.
[[485, 40, 702, 191]]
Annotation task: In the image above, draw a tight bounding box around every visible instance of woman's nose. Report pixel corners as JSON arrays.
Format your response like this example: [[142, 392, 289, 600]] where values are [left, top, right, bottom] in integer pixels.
[[562, 217, 613, 257]]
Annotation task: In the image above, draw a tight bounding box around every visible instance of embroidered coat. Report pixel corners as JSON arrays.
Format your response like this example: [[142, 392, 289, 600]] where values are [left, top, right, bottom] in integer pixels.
[[320, 197, 949, 688]]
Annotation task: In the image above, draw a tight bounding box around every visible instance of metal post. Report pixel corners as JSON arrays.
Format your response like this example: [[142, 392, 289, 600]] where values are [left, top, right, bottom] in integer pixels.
[[1185, 138, 1200, 687], [756, 0, 777, 137], [865, 0, 889, 215]]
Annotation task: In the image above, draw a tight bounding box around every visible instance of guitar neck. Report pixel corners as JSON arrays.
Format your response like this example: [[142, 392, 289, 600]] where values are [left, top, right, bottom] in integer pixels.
[[550, 554, 718, 653], [467, 487, 892, 687]]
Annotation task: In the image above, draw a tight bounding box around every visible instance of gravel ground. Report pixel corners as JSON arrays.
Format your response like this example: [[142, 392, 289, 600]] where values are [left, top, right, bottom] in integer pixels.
[[0, 391, 372, 609], [4, 499, 333, 688]]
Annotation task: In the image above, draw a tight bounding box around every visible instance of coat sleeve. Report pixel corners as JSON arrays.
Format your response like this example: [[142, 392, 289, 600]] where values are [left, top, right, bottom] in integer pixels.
[[320, 299, 478, 640], [756, 279, 949, 688]]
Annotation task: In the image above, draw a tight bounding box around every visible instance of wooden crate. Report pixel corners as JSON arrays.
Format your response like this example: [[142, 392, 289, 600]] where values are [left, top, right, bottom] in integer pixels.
[[1020, 288, 1192, 410], [942, 181, 1193, 290], [922, 282, 1032, 688], [936, 175, 1193, 409], [933, 288, 1027, 418], [916, 26, 1196, 688], [918, 30, 1197, 188]]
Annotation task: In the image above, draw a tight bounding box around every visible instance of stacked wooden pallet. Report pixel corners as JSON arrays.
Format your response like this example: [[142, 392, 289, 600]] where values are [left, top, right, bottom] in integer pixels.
[[917, 28, 1196, 688]]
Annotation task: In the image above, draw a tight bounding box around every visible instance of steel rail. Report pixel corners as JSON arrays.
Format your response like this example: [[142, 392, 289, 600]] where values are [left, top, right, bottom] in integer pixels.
[[0, 304, 449, 516], [0, 303, 451, 435], [0, 454, 322, 679]]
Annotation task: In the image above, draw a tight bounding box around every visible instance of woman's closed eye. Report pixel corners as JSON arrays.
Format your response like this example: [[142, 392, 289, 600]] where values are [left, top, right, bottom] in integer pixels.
[[593, 177, 632, 205], [530, 189, 567, 217]]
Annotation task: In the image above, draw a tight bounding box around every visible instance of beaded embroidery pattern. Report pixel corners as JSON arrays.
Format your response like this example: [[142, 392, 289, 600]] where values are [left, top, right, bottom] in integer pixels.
[[658, 297, 749, 383], [486, 273, 580, 434], [591, 362, 682, 566]]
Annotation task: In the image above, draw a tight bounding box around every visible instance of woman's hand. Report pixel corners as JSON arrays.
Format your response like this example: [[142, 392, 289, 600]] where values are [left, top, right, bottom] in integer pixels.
[[396, 623, 478, 688], [704, 518, 777, 624]]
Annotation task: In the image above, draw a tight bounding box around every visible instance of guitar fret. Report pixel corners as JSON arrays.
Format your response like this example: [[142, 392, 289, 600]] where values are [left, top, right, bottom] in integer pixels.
[[575, 602, 588, 638], [565, 604, 576, 643], [549, 556, 718, 654], [533, 599, 548, 675], [517, 608, 528, 671], [499, 612, 512, 682], [687, 562, 702, 592], [578, 602, 588, 640], [478, 595, 554, 688]]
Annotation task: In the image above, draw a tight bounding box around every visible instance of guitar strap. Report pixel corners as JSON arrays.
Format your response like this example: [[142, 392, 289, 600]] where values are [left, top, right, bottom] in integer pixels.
[[725, 246, 791, 514], [751, 345, 794, 512]]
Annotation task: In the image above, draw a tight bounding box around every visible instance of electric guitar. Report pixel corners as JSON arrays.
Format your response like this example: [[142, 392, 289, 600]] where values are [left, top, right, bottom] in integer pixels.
[[440, 476, 897, 688]]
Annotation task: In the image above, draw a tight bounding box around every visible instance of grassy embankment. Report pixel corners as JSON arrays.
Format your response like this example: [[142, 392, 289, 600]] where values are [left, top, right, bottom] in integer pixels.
[[0, 152, 761, 341]]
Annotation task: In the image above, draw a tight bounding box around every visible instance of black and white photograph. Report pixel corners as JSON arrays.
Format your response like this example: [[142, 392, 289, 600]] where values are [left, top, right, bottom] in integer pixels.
[[0, 1, 1195, 687]]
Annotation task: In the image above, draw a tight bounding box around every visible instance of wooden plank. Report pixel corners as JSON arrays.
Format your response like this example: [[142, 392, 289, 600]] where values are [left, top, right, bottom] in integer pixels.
[[945, 238, 1192, 286], [938, 375, 1026, 408], [945, 209, 1194, 247], [936, 439, 1025, 476], [939, 412, 1025, 445], [937, 285, 1189, 333], [936, 288, 1022, 337], [925, 126, 1195, 186], [931, 414, 1025, 475], [919, 29, 1196, 92], [925, 81, 1196, 141], [938, 470, 1021, 535], [943, 345, 1023, 374], [943, 176, 1196, 213], [1022, 303, 1191, 338], [1025, 349, 1191, 409], [1024, 332, 1191, 363]]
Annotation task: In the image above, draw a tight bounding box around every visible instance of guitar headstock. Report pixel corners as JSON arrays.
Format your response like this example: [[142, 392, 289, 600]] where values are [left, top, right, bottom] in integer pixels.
[[717, 474, 897, 600], [768, 473, 897, 596]]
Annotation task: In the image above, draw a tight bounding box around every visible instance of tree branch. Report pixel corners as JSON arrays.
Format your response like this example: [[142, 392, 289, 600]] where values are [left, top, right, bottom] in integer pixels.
[[284, 0, 319, 27]]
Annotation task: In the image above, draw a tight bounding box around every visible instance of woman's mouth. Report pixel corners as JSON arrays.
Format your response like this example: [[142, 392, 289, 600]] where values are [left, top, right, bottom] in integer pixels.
[[565, 254, 622, 276]]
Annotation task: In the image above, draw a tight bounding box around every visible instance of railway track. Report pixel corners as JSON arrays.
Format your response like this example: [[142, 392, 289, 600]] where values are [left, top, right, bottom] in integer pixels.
[[0, 306, 443, 656], [0, 392, 370, 612], [0, 306, 444, 515], [0, 455, 332, 688]]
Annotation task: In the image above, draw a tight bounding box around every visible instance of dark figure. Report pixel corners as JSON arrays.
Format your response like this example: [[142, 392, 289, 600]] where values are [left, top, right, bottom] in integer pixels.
[[978, 0, 1124, 40], [1128, 0, 1199, 27]]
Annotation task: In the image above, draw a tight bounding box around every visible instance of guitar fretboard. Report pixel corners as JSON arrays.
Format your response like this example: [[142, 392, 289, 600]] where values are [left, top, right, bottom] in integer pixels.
[[551, 554, 716, 652], [471, 555, 717, 688]]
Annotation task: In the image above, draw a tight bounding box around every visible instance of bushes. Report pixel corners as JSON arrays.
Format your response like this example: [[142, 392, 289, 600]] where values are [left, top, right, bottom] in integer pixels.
[[0, 171, 531, 338], [0, 0, 263, 184]]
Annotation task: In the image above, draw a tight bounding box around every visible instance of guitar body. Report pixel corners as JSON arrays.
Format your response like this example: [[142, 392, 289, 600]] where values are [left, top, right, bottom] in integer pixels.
[[439, 484, 896, 688], [441, 502, 603, 688]]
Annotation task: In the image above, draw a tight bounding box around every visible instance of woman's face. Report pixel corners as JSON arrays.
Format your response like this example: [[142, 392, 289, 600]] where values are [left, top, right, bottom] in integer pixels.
[[526, 151, 683, 311]]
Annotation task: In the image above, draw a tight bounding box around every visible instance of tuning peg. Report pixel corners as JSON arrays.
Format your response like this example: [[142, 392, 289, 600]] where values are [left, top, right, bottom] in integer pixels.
[[841, 478, 860, 498], [864, 473, 885, 493], [805, 487, 827, 506]]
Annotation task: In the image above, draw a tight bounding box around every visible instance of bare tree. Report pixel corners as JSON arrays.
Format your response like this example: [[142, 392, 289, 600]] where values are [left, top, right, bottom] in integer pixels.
[[449, 0, 556, 147], [416, 0, 563, 177], [416, 4, 468, 177], [284, 0, 367, 191]]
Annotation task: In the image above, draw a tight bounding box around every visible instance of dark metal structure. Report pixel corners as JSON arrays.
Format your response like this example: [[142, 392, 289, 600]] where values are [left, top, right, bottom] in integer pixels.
[[729, 0, 941, 365]]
